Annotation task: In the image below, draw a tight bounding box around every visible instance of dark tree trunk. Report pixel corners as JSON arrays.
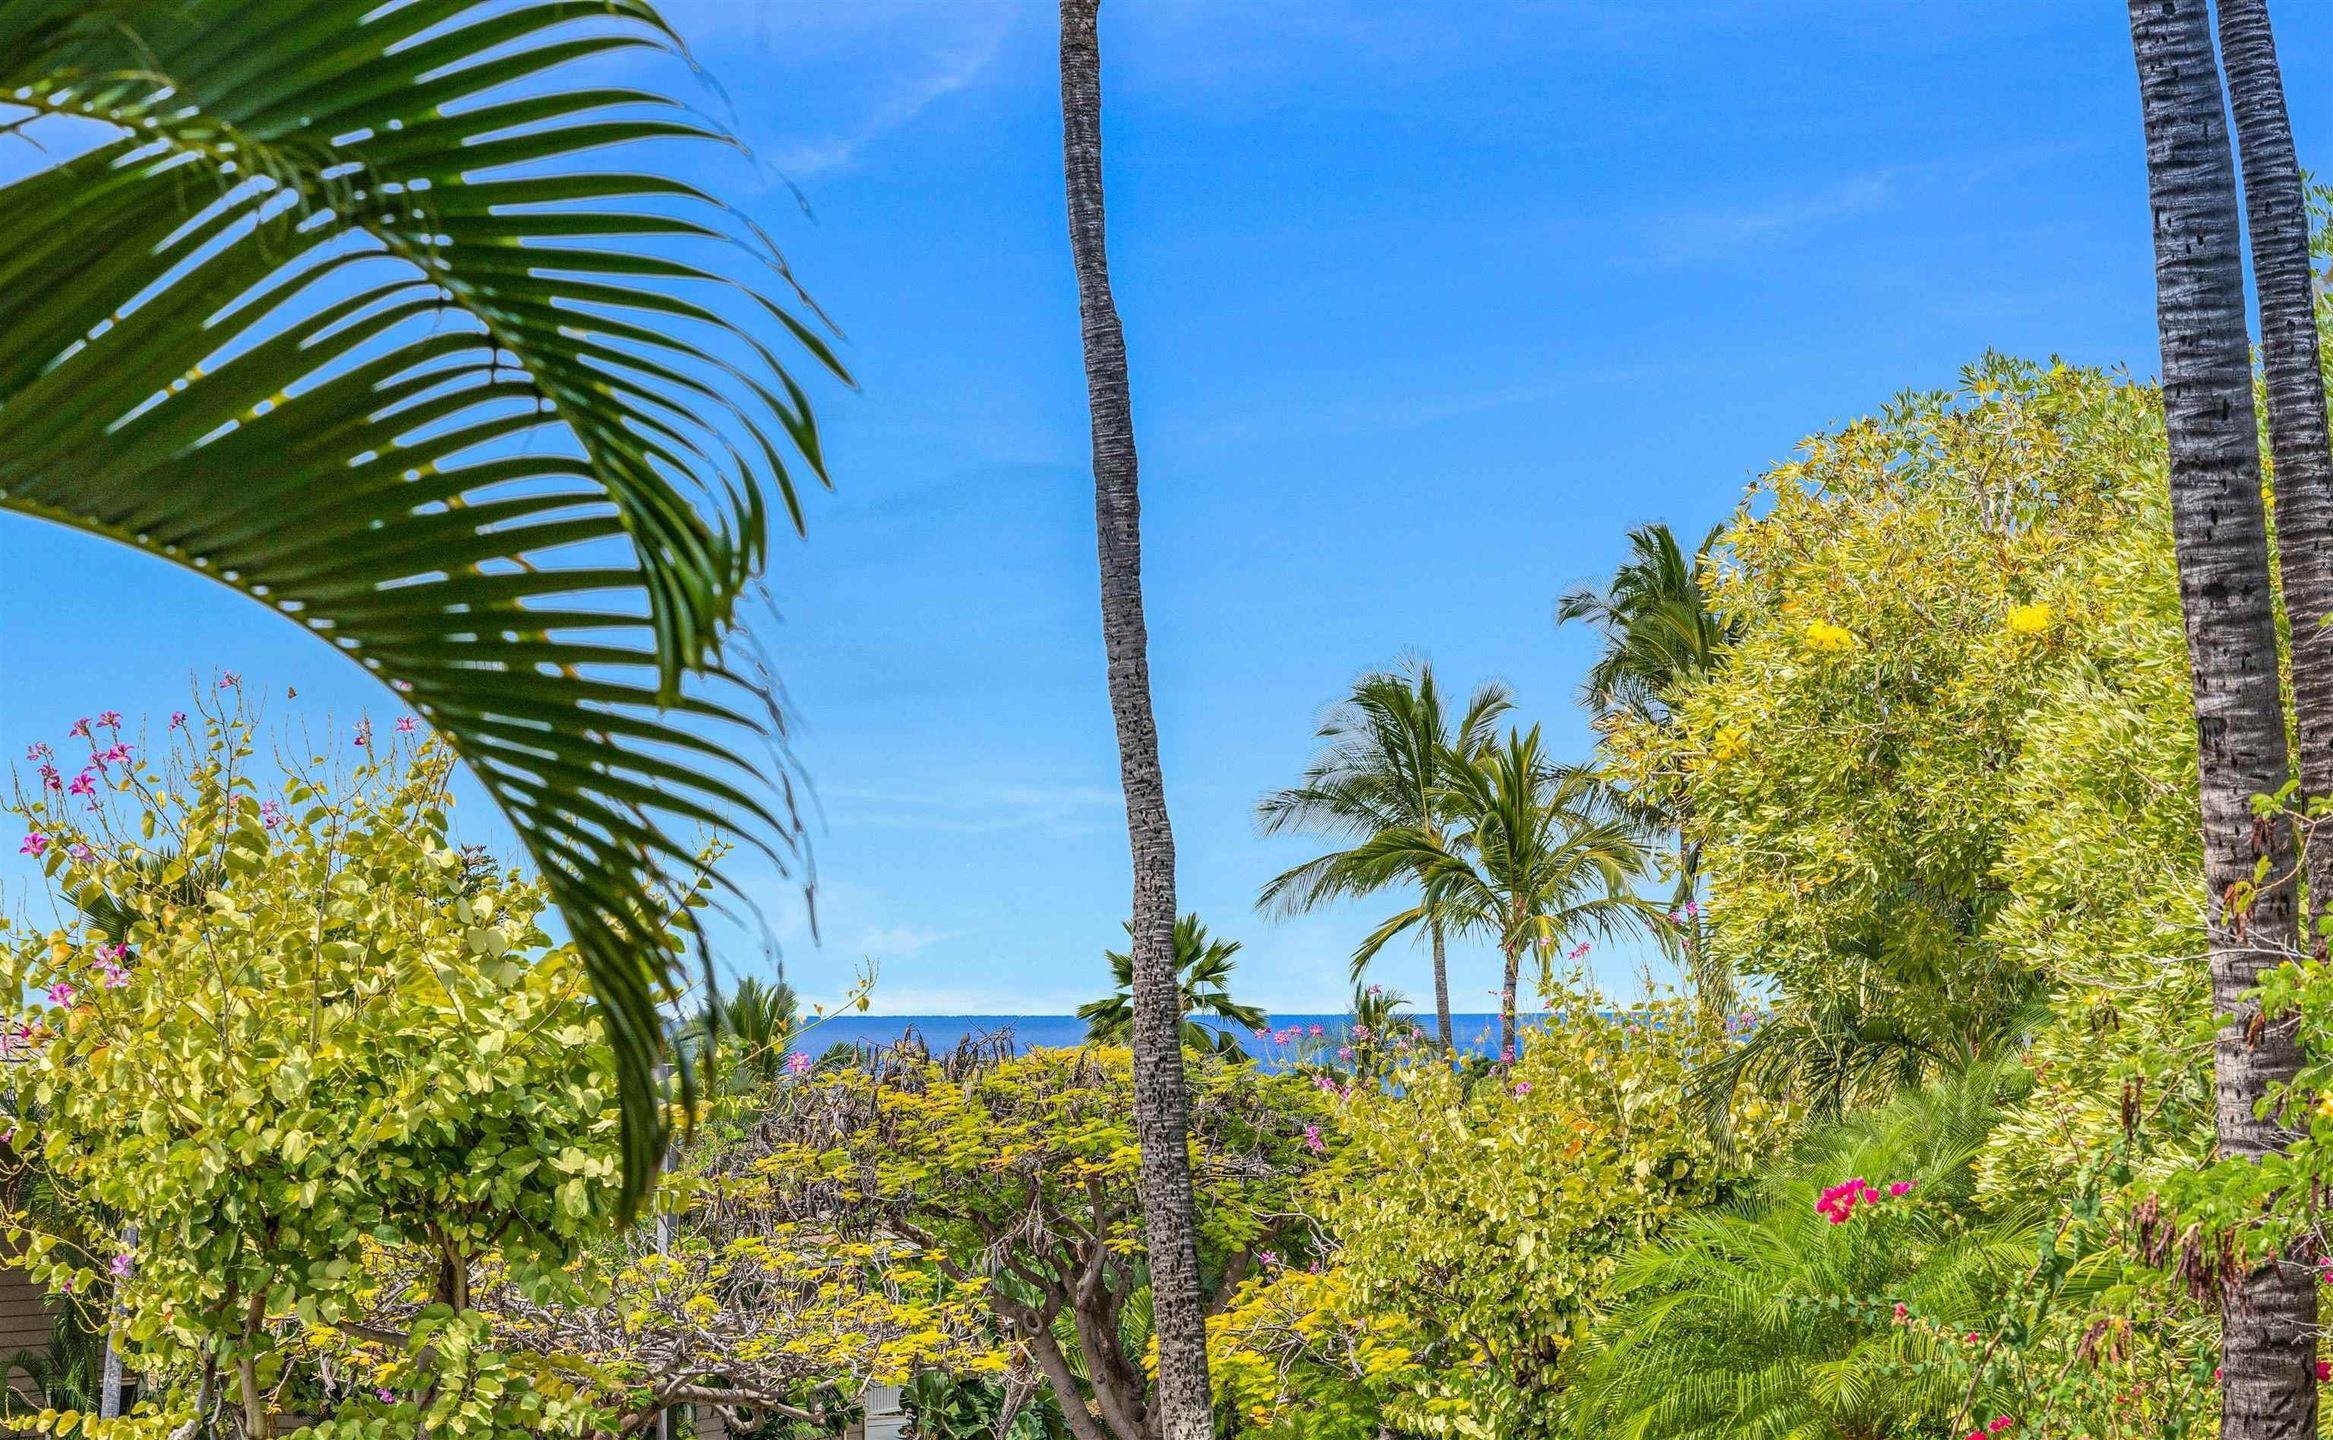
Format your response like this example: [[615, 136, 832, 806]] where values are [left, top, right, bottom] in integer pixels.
[[1498, 943, 1519, 1063], [2127, 3, 2315, 1435], [1430, 916, 1454, 1052], [2220, 0, 2333, 952], [1057, 7, 1214, 1440]]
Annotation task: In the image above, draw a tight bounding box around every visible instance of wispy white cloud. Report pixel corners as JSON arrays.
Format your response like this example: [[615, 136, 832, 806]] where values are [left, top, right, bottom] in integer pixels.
[[822, 778, 1119, 837], [1647, 171, 1897, 264], [763, 12, 1011, 178]]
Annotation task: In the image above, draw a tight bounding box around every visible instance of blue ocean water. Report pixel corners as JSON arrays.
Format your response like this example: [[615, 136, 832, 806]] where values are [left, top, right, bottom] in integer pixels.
[[785, 1012, 1531, 1065]]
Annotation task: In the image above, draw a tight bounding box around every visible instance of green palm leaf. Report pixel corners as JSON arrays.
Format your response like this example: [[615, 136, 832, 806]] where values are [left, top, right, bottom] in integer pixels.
[[0, 0, 845, 1209]]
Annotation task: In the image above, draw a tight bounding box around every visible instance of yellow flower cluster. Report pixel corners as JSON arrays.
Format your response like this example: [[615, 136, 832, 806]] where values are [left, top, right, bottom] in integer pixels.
[[2005, 602, 2054, 635], [1802, 620, 1857, 653]]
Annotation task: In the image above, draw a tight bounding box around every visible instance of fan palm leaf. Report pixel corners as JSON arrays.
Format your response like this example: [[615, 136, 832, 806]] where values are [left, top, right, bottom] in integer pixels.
[[0, 0, 844, 1207], [1081, 915, 1267, 1058]]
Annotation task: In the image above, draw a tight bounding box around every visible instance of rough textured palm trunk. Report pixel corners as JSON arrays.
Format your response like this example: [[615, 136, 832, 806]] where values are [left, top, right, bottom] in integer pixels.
[[1498, 943, 1520, 1063], [2220, 0, 2333, 952], [1430, 916, 1454, 1052], [1058, 6, 1214, 1440], [2127, 3, 2315, 1434]]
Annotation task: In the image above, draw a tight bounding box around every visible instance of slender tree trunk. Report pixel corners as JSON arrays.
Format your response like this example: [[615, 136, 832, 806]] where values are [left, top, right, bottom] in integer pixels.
[[2220, 0, 2333, 952], [2127, 4, 2315, 1435], [1057, 8, 1213, 1440], [1498, 942, 1519, 1063], [1429, 915, 1454, 1052]]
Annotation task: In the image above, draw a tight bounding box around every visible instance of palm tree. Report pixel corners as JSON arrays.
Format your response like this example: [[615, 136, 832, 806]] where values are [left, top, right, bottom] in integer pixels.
[[0, 0, 843, 1208], [1256, 664, 1511, 1051], [681, 974, 800, 1089], [2126, 1, 2315, 1430], [1344, 980, 1424, 1080], [1079, 915, 1267, 1059], [1057, 4, 1212, 1438], [1345, 727, 1668, 1062], [1558, 523, 1736, 1009], [2218, 0, 2333, 957], [1557, 523, 1733, 731]]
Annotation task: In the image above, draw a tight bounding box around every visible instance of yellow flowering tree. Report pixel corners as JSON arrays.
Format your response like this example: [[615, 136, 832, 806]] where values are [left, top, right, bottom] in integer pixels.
[[735, 1043, 1335, 1440], [1610, 356, 2182, 1114]]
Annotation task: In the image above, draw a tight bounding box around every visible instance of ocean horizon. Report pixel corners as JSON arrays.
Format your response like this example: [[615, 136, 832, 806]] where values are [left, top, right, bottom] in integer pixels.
[[785, 1011, 1539, 1064]]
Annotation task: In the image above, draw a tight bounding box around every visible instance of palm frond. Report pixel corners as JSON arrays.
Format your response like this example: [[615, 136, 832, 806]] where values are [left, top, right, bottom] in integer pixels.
[[0, 0, 844, 1208]]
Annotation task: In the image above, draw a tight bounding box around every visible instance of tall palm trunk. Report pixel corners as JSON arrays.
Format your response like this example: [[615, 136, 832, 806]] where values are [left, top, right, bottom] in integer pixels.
[[1498, 938, 1521, 1063], [2219, 0, 2333, 950], [1057, 6, 1213, 1440], [2127, 3, 2314, 1434], [1430, 915, 1454, 1052]]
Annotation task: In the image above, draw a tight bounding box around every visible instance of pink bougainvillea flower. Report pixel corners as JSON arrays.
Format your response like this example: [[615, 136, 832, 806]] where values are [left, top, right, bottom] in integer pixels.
[[67, 717, 91, 739], [1888, 1180, 1915, 1197], [45, 982, 75, 1010], [395, 716, 418, 734], [1302, 1125, 1325, 1153], [18, 833, 48, 858], [96, 711, 121, 729], [169, 711, 187, 730], [1988, 1420, 2015, 1434], [1815, 1178, 1882, 1224], [2319, 1361, 2331, 1384], [109, 1253, 132, 1280]]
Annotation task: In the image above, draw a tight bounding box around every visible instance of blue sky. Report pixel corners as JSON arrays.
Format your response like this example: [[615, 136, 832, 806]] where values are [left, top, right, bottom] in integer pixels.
[[4, 1, 2328, 1015]]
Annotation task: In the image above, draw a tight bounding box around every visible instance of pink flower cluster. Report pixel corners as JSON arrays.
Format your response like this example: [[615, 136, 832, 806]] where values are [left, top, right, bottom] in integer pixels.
[[1815, 1176, 1914, 1224], [1961, 1419, 2014, 1439]]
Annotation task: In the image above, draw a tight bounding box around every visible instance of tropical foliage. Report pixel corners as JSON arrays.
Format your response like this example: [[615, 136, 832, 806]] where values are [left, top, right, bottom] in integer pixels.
[[1210, 992, 1784, 1440], [0, 0, 846, 1200]]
